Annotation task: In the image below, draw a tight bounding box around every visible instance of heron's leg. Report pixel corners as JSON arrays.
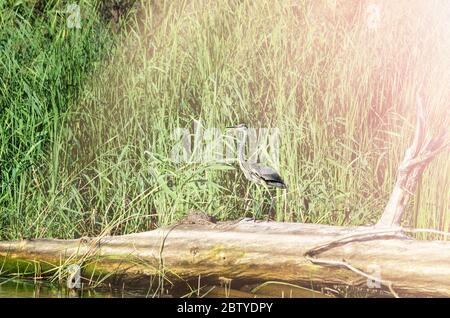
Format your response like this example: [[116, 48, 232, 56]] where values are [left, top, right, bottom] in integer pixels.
[[252, 184, 267, 222], [243, 182, 257, 221], [253, 185, 262, 222], [258, 183, 272, 221], [243, 186, 252, 213], [264, 186, 277, 221], [267, 191, 275, 221]]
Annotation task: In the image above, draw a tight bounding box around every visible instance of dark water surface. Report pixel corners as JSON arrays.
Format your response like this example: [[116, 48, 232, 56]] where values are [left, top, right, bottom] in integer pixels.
[[0, 278, 148, 298], [0, 277, 334, 298]]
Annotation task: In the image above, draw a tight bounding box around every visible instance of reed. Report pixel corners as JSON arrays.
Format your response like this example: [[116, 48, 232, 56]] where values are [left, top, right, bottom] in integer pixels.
[[0, 0, 448, 240]]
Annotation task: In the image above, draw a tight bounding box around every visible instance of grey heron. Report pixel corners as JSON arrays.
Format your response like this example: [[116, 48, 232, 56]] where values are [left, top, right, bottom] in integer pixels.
[[227, 124, 287, 220]]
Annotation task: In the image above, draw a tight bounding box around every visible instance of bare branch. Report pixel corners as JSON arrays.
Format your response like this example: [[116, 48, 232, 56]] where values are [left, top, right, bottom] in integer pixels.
[[376, 92, 449, 228], [305, 256, 399, 298]]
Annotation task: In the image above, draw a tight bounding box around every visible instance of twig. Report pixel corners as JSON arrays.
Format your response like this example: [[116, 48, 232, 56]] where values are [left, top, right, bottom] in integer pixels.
[[305, 255, 399, 298], [403, 228, 450, 238], [304, 225, 450, 298], [303, 227, 405, 297]]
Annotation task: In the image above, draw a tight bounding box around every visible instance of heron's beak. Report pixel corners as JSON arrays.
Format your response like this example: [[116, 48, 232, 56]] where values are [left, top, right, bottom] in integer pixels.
[[226, 126, 236, 129]]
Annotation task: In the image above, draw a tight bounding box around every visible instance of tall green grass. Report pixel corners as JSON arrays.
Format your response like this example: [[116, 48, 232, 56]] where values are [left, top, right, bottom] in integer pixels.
[[1, 0, 449, 240], [0, 0, 115, 239]]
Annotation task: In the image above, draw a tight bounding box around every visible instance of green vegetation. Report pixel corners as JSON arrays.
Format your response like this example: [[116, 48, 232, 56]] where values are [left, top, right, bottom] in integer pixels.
[[0, 0, 449, 240], [0, 0, 116, 238]]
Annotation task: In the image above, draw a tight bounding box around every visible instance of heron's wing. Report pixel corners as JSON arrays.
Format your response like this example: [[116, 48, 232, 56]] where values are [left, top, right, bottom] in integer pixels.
[[249, 164, 286, 186]]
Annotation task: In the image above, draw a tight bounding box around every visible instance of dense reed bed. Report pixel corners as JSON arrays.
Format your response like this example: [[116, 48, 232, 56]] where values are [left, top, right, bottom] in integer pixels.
[[1, 0, 448, 239]]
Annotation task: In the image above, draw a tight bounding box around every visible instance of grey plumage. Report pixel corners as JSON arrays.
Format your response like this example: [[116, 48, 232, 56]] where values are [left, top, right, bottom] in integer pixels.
[[229, 123, 287, 189], [246, 164, 287, 189], [227, 124, 287, 219]]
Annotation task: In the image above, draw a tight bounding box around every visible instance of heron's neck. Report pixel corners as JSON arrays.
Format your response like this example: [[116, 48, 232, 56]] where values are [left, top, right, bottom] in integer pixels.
[[238, 129, 248, 164]]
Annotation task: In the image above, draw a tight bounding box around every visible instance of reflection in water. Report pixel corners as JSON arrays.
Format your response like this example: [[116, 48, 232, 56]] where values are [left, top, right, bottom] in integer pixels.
[[0, 277, 334, 298], [0, 278, 142, 298]]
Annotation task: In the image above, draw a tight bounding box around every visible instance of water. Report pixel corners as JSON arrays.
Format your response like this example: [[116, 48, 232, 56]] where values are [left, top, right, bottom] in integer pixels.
[[0, 277, 334, 298], [0, 278, 147, 298]]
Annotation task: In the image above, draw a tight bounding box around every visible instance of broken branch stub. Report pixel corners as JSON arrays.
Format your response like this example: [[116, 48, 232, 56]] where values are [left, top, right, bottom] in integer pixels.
[[376, 94, 449, 228]]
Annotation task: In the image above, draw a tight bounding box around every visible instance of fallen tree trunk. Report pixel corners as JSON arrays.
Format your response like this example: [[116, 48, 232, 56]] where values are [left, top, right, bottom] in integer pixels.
[[1, 219, 450, 297], [1, 92, 448, 298]]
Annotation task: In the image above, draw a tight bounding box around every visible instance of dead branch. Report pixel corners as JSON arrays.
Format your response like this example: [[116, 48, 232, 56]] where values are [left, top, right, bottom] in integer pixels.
[[377, 93, 449, 227]]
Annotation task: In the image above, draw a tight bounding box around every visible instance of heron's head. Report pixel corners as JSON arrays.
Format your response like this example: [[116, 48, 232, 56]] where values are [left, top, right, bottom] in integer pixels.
[[226, 124, 248, 131]]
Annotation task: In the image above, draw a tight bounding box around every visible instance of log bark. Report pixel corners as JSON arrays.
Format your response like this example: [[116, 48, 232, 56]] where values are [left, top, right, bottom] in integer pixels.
[[1, 220, 450, 297]]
